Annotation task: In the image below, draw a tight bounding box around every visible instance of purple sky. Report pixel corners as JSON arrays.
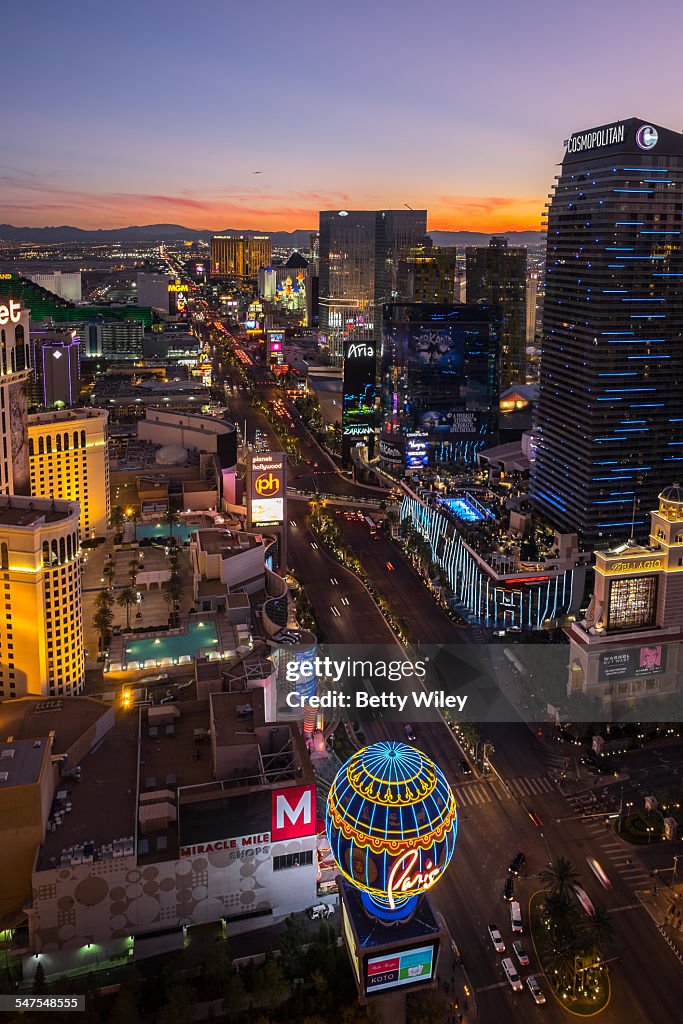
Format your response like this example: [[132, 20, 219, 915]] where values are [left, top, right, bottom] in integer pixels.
[[4, 0, 683, 231]]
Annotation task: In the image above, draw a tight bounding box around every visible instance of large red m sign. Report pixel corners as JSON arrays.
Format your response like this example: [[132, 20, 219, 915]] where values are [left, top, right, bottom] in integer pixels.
[[271, 784, 315, 841]]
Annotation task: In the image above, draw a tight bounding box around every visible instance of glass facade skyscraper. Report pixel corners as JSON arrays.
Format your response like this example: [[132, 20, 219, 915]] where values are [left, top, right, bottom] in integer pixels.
[[380, 303, 498, 469], [466, 237, 527, 387], [531, 118, 683, 548]]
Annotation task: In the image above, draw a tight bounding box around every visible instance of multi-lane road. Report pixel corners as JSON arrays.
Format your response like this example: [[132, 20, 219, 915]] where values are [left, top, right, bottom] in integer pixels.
[[202, 316, 683, 1021]]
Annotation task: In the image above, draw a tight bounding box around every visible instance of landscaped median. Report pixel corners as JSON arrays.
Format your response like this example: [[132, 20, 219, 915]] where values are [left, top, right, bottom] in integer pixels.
[[529, 890, 611, 1016]]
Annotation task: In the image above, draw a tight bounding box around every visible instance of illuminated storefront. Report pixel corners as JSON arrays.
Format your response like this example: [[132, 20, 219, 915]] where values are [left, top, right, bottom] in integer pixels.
[[567, 484, 683, 703], [400, 493, 585, 630]]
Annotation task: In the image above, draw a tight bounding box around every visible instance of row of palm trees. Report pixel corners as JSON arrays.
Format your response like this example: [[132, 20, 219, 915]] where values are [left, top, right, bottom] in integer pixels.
[[539, 857, 614, 996], [93, 543, 185, 655]]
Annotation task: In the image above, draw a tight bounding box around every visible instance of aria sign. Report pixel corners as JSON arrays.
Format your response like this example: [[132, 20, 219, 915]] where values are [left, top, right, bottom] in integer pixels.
[[347, 343, 374, 359], [0, 299, 22, 325]]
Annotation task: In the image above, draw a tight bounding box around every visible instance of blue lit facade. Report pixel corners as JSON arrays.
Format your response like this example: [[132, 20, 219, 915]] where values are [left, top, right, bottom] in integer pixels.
[[401, 494, 586, 629], [532, 118, 683, 548], [326, 742, 457, 921]]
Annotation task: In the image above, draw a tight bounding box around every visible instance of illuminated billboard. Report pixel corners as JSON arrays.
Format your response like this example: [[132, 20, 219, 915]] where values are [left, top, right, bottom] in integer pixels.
[[343, 337, 376, 438], [406, 431, 428, 469], [598, 644, 667, 683], [179, 782, 316, 856], [248, 452, 286, 527], [365, 944, 437, 995], [267, 329, 285, 366]]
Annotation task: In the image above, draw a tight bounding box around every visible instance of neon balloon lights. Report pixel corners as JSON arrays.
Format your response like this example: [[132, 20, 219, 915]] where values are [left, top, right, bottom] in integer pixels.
[[326, 741, 457, 921]]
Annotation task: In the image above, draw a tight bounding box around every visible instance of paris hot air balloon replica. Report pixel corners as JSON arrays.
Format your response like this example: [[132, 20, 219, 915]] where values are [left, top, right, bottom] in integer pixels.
[[326, 740, 457, 922]]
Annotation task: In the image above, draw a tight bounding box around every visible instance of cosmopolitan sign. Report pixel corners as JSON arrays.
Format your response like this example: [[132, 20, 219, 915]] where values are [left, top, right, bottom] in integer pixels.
[[566, 123, 625, 154]]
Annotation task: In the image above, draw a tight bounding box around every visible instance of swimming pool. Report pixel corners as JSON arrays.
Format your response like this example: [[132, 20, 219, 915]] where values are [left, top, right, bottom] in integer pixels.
[[124, 620, 219, 668], [136, 523, 199, 545], [440, 495, 491, 523]]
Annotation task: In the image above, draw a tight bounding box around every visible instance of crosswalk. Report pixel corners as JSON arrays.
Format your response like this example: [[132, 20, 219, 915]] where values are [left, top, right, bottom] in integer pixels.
[[454, 774, 557, 807], [583, 825, 650, 886]]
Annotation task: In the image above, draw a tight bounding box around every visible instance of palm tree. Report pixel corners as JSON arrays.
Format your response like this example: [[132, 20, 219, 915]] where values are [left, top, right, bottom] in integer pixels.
[[541, 857, 580, 901], [117, 586, 138, 630], [162, 574, 184, 625], [548, 936, 577, 992], [109, 505, 124, 531], [582, 906, 614, 955], [93, 592, 114, 655]]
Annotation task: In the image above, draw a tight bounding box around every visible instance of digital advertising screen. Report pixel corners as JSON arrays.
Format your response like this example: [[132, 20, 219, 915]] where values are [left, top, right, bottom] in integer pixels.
[[343, 338, 376, 437], [364, 943, 436, 994], [248, 452, 285, 526], [598, 644, 667, 683]]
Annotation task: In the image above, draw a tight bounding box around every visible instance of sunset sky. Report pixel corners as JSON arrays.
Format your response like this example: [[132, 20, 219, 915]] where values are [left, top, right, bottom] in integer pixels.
[[3, 0, 683, 233]]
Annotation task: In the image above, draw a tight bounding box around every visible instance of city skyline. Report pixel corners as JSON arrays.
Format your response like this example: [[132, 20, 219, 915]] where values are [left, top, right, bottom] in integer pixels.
[[3, 0, 683, 232]]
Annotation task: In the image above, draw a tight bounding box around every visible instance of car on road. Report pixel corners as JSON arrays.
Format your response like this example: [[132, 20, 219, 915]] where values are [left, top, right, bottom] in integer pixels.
[[526, 975, 546, 1004], [501, 957, 523, 991], [574, 885, 595, 916], [488, 925, 505, 953], [512, 940, 529, 966], [510, 900, 523, 932], [404, 724, 416, 742], [587, 857, 612, 890], [459, 759, 472, 775], [385, 561, 395, 571], [509, 851, 526, 875], [503, 877, 515, 901], [308, 903, 333, 920], [527, 808, 543, 828]]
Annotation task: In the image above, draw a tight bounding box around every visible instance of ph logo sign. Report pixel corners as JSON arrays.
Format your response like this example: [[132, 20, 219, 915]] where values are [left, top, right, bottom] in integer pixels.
[[254, 471, 281, 498], [271, 784, 315, 840], [0, 299, 22, 325]]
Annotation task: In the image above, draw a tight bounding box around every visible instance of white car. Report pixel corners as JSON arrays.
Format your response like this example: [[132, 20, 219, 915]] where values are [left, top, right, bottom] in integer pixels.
[[510, 900, 523, 932], [502, 957, 523, 991], [526, 975, 546, 1005], [488, 924, 505, 953]]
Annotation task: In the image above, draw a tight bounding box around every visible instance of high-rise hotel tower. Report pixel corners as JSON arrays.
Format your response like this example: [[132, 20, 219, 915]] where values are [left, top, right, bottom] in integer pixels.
[[532, 118, 683, 548]]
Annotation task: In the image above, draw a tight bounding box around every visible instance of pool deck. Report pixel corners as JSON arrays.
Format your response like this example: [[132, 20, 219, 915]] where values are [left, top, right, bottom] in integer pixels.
[[104, 613, 251, 674]]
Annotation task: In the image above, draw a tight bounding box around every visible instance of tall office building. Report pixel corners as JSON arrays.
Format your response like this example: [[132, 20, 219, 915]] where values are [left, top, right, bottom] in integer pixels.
[[531, 117, 683, 548], [29, 328, 80, 408], [136, 272, 171, 311], [81, 319, 144, 360], [210, 235, 271, 278], [0, 494, 84, 699], [319, 209, 427, 366], [466, 238, 527, 387], [28, 408, 110, 537], [248, 235, 272, 273], [396, 241, 459, 304], [379, 303, 498, 470], [0, 298, 32, 495], [210, 235, 246, 277]]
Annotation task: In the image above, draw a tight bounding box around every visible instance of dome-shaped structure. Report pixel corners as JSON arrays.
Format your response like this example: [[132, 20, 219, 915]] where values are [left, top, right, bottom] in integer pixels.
[[326, 741, 457, 920], [155, 445, 187, 466], [659, 482, 683, 504]]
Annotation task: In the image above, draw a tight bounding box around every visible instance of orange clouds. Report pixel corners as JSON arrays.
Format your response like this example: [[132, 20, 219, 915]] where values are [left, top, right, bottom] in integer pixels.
[[0, 175, 545, 232]]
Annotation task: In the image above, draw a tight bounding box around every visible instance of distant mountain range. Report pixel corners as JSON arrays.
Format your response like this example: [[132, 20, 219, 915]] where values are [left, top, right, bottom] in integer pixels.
[[0, 222, 545, 247]]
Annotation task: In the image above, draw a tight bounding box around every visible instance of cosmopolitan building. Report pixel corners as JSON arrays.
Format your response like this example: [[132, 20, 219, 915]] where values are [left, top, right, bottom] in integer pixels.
[[380, 303, 498, 470], [400, 490, 587, 630], [532, 117, 683, 548], [567, 484, 683, 705]]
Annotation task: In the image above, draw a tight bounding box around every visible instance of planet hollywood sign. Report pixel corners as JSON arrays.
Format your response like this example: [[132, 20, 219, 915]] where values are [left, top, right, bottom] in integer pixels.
[[0, 299, 22, 325]]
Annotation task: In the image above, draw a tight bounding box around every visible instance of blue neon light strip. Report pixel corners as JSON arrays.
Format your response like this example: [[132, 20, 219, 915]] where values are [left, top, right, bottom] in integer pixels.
[[614, 189, 653, 193]]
